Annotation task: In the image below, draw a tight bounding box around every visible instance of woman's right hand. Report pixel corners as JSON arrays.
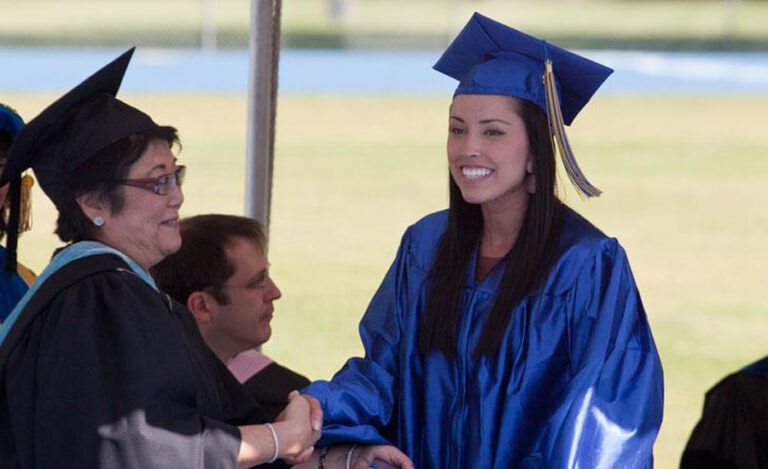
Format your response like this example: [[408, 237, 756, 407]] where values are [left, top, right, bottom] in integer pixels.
[[273, 391, 322, 464]]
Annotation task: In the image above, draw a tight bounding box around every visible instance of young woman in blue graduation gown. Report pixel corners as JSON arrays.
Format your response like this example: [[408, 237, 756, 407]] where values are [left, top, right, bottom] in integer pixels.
[[304, 13, 664, 468]]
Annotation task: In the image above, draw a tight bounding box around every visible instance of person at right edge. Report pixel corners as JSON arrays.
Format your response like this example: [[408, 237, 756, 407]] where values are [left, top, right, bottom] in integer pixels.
[[302, 13, 664, 468], [681, 355, 768, 468]]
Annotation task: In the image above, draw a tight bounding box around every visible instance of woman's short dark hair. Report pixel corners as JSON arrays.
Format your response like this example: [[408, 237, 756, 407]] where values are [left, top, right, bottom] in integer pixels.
[[419, 98, 564, 358], [55, 126, 179, 243]]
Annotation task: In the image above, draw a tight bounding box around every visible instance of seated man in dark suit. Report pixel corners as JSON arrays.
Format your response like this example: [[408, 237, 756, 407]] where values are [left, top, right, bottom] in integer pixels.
[[152, 214, 309, 420]]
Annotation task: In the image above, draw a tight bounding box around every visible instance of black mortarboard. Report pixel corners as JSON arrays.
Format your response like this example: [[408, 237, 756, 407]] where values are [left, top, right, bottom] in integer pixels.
[[1, 48, 160, 271], [1, 47, 159, 203], [434, 13, 613, 198]]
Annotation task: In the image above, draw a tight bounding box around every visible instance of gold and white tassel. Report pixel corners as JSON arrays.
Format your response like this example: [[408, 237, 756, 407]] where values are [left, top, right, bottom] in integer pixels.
[[18, 173, 33, 233], [543, 60, 601, 198]]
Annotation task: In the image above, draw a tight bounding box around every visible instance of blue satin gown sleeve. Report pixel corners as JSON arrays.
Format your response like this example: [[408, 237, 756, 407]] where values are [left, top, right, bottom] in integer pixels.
[[303, 232, 413, 447], [539, 239, 663, 467]]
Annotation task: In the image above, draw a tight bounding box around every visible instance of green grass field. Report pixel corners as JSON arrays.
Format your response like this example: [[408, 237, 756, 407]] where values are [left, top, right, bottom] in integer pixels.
[[2, 0, 768, 49], [5, 92, 768, 467]]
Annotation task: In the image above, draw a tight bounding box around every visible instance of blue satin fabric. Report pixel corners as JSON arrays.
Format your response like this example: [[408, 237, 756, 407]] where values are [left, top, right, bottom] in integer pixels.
[[305, 207, 664, 468], [0, 247, 28, 324]]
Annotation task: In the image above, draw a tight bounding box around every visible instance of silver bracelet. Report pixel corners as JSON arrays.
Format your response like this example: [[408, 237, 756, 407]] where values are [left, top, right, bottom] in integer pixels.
[[345, 444, 359, 469], [265, 422, 279, 464]]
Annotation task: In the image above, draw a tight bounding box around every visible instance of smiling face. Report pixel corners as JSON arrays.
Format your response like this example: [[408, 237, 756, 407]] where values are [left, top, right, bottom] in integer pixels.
[[89, 139, 184, 270], [447, 94, 534, 210]]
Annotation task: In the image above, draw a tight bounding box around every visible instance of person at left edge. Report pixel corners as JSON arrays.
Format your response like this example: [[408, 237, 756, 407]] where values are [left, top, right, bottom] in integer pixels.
[[0, 103, 35, 323], [0, 49, 320, 468]]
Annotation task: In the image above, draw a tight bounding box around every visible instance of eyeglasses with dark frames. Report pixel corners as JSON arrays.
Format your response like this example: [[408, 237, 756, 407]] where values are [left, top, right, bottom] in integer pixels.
[[116, 165, 186, 196]]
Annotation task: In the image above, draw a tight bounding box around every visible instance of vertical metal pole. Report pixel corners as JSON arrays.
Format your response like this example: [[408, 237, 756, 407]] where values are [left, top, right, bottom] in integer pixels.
[[245, 0, 275, 230]]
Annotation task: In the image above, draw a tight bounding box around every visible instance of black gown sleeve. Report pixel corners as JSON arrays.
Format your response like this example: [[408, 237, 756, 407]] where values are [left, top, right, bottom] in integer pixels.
[[681, 372, 768, 469], [5, 269, 241, 468], [243, 362, 311, 421]]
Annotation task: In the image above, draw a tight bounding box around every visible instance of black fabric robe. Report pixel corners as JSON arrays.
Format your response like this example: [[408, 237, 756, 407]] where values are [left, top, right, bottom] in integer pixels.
[[681, 356, 768, 469], [0, 254, 281, 468], [243, 362, 311, 422]]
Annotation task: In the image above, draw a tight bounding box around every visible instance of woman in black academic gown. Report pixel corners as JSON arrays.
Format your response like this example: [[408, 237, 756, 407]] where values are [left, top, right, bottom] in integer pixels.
[[0, 50, 319, 468]]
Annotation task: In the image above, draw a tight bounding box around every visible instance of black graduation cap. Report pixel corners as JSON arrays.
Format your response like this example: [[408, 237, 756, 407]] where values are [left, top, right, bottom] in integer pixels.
[[1, 47, 160, 271], [434, 13, 613, 198]]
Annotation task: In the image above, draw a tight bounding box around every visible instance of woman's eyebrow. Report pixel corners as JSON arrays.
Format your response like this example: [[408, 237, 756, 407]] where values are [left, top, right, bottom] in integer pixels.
[[146, 158, 179, 175], [479, 118, 512, 125], [146, 164, 170, 175], [449, 116, 512, 126]]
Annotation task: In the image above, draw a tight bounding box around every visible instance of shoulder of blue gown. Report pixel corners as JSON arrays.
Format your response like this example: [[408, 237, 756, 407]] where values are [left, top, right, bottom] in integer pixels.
[[402, 209, 449, 272]]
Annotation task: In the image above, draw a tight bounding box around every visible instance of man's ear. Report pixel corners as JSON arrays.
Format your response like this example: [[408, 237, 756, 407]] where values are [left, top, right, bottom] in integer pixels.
[[187, 291, 214, 323], [76, 192, 107, 222]]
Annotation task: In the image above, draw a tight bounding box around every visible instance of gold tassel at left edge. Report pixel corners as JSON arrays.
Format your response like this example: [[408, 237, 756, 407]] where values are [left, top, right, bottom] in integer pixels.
[[18, 173, 33, 233]]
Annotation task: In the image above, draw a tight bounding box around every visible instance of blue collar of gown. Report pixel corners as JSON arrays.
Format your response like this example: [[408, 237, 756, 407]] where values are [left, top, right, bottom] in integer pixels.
[[0, 241, 158, 346]]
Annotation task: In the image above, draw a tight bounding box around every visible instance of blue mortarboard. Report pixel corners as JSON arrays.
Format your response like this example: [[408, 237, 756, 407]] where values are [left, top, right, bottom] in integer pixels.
[[0, 104, 24, 141], [434, 13, 613, 198]]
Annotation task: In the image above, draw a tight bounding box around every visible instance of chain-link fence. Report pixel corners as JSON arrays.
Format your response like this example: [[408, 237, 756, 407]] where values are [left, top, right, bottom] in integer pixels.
[[1, 0, 766, 51], [0, 0, 251, 49]]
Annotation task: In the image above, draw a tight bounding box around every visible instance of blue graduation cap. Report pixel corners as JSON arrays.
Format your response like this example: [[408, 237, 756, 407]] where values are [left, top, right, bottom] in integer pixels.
[[0, 104, 24, 140], [434, 13, 613, 198]]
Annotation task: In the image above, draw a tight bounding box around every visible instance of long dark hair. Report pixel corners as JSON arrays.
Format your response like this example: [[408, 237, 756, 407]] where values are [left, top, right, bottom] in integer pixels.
[[419, 98, 564, 358]]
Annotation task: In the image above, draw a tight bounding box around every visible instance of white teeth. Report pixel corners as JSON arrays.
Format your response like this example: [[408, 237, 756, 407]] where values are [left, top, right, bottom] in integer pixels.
[[462, 167, 493, 179]]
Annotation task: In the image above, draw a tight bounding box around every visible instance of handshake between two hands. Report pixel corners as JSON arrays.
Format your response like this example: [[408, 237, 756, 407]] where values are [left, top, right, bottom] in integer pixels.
[[278, 391, 413, 469]]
